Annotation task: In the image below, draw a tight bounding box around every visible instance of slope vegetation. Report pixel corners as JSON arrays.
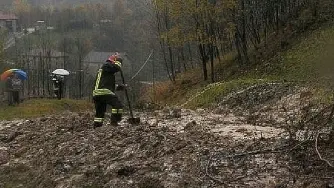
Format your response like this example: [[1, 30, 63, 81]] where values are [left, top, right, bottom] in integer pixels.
[[148, 21, 334, 108]]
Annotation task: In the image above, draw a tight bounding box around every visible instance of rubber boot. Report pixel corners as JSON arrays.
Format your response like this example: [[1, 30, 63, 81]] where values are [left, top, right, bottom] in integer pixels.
[[110, 117, 119, 126], [93, 122, 103, 129]]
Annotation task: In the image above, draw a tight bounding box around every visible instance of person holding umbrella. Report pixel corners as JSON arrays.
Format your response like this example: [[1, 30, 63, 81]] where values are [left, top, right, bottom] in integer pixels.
[[51, 74, 64, 100], [1, 69, 27, 106], [51, 69, 70, 100], [10, 73, 23, 105]]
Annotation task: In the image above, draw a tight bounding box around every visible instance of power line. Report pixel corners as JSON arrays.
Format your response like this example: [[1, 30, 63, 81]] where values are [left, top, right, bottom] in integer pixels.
[[130, 49, 153, 81]]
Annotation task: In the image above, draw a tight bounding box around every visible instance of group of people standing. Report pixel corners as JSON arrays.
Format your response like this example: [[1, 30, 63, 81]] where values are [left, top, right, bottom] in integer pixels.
[[4, 73, 64, 106], [4, 52, 127, 128]]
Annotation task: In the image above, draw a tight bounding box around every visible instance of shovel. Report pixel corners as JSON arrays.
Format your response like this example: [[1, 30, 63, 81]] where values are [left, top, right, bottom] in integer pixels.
[[120, 70, 140, 125]]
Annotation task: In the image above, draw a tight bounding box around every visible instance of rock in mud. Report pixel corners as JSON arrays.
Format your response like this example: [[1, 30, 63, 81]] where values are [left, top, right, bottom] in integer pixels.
[[184, 120, 197, 131], [116, 165, 136, 177], [170, 108, 182, 118], [162, 107, 182, 118], [4, 131, 22, 143], [0, 147, 9, 165]]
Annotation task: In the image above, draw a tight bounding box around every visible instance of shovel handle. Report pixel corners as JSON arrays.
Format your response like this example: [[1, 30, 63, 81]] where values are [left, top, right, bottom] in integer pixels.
[[120, 70, 134, 119]]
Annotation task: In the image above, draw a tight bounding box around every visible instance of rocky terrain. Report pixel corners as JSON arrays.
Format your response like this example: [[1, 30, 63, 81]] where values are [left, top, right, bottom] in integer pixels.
[[0, 83, 333, 188]]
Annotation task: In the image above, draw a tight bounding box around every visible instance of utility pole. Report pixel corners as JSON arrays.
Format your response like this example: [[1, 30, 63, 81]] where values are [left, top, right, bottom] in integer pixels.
[[152, 49, 156, 103], [77, 38, 83, 99], [63, 37, 67, 98]]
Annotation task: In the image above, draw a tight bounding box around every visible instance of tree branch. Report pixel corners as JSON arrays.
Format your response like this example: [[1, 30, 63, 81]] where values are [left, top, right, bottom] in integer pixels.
[[315, 132, 334, 168]]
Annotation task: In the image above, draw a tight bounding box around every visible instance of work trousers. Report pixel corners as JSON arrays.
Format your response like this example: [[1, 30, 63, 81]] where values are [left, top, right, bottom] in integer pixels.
[[7, 92, 13, 106], [93, 94, 123, 125], [12, 91, 20, 104], [7, 91, 19, 106], [54, 88, 62, 100]]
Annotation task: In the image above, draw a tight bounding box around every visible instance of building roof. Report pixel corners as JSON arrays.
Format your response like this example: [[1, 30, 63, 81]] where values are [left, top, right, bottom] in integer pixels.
[[22, 49, 68, 57], [84, 51, 126, 64], [0, 12, 18, 20]]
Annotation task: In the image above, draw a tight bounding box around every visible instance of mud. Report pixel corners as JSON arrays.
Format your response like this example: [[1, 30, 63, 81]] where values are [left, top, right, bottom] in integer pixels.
[[0, 83, 333, 188]]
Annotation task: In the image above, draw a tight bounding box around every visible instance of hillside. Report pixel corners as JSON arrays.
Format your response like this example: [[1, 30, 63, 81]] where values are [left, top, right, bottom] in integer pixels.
[[148, 21, 334, 109], [0, 22, 333, 188], [0, 1, 334, 188]]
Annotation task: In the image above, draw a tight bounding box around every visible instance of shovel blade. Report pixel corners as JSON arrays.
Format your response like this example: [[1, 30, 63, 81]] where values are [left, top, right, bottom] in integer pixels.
[[128, 118, 140, 125]]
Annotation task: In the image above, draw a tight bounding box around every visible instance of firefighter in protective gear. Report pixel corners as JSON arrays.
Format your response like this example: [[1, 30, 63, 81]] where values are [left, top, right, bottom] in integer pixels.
[[92, 54, 125, 128]]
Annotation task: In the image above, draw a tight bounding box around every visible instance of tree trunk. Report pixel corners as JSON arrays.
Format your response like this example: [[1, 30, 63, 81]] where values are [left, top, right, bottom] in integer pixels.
[[181, 48, 187, 72], [168, 46, 175, 81], [79, 55, 82, 99], [235, 31, 243, 63], [38, 52, 42, 96], [199, 44, 208, 81], [188, 42, 194, 69], [160, 40, 173, 82], [240, 0, 249, 64], [210, 44, 214, 83]]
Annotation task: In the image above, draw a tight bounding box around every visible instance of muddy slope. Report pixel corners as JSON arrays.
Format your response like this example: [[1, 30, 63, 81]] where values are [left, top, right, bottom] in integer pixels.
[[0, 83, 333, 188]]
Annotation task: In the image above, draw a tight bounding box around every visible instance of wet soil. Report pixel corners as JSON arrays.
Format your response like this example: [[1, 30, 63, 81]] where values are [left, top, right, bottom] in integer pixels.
[[0, 83, 333, 188]]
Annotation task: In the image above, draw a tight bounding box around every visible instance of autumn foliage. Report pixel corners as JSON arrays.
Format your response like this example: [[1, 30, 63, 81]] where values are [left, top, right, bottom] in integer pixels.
[[153, 0, 334, 82]]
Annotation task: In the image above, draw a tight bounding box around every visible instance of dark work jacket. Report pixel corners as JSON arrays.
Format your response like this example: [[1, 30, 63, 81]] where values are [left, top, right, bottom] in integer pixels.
[[93, 61, 121, 96], [5, 77, 13, 91]]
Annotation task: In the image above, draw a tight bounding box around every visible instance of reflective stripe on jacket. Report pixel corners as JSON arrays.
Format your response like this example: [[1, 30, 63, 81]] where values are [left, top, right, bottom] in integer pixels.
[[92, 61, 121, 96]]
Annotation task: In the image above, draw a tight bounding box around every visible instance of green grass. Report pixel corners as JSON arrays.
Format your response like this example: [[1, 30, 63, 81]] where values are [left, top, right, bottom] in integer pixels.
[[183, 78, 269, 109], [246, 22, 334, 82], [0, 98, 93, 120]]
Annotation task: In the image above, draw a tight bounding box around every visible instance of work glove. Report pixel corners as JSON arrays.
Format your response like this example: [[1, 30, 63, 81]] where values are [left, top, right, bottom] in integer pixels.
[[116, 84, 128, 91], [116, 57, 123, 64]]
